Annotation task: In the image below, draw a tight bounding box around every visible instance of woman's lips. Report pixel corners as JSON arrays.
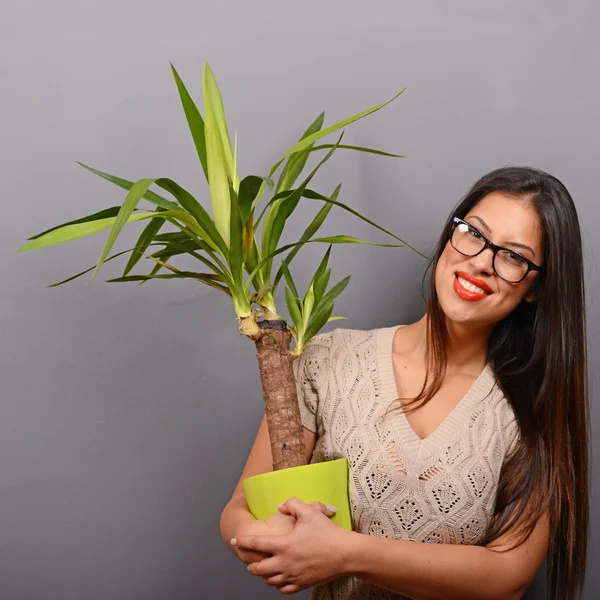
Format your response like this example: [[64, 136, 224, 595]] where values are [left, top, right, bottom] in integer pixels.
[[453, 272, 492, 302]]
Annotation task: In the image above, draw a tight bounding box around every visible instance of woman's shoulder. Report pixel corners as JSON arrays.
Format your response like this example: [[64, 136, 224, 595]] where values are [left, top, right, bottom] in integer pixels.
[[304, 324, 401, 355]]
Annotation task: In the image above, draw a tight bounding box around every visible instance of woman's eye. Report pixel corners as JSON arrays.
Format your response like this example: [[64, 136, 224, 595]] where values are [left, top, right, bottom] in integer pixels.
[[504, 251, 525, 265], [467, 227, 483, 239]]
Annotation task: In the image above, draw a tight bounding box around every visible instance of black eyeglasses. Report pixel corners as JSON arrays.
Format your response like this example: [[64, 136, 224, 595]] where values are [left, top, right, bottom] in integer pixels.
[[450, 217, 543, 283]]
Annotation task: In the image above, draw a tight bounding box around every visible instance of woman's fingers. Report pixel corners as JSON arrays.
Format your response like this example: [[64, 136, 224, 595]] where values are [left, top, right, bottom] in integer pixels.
[[277, 497, 338, 518], [235, 547, 269, 564], [308, 500, 338, 517], [262, 574, 287, 587], [277, 584, 302, 594]]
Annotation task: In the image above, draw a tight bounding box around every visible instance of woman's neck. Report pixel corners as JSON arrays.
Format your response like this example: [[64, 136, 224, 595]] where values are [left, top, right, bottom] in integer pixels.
[[410, 314, 492, 373]]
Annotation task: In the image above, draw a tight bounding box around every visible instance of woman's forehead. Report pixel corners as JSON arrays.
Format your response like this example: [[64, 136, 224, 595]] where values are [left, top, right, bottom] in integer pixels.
[[465, 192, 543, 255]]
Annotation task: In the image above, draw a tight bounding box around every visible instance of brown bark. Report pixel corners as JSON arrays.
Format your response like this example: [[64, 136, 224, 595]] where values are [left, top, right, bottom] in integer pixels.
[[254, 320, 307, 471]]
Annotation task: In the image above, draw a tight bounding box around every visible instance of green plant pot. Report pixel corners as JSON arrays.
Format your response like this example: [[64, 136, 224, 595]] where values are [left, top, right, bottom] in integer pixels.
[[242, 458, 353, 531]]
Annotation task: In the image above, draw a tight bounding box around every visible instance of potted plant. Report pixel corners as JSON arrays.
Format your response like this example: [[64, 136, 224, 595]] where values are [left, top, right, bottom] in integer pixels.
[[18, 62, 419, 530]]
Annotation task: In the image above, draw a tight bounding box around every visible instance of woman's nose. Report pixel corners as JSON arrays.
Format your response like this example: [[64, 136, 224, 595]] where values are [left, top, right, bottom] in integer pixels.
[[468, 248, 494, 275]]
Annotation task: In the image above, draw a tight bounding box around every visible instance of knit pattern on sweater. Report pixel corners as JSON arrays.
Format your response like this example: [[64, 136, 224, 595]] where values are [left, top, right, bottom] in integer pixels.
[[293, 326, 520, 600]]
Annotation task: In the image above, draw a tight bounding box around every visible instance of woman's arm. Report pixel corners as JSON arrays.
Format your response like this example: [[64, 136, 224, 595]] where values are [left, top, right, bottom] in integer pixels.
[[342, 512, 549, 600], [219, 415, 317, 560]]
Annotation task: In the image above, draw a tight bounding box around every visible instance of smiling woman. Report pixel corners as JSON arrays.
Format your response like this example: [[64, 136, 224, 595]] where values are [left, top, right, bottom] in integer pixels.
[[221, 166, 589, 600]]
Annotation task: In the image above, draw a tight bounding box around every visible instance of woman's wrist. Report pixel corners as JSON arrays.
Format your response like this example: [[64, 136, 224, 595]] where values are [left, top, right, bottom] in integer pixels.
[[338, 530, 369, 577]]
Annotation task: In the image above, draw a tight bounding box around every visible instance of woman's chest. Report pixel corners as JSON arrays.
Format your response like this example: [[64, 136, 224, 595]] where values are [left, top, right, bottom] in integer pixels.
[[314, 393, 509, 545]]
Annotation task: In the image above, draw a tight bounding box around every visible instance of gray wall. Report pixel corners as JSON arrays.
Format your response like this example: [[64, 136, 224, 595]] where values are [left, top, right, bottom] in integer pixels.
[[2, 1, 598, 598]]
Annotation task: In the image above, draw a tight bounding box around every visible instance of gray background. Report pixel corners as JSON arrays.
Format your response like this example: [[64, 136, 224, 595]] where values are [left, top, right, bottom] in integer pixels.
[[2, 1, 598, 598]]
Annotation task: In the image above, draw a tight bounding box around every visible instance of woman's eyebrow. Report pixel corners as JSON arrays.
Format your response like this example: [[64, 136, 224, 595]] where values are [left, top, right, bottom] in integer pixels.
[[467, 215, 536, 257]]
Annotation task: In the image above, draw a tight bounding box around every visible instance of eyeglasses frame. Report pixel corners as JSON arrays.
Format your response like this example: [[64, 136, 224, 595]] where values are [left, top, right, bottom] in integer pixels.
[[450, 217, 544, 283]]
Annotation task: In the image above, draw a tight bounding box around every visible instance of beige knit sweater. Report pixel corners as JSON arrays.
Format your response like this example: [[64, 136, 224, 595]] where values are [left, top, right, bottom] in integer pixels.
[[293, 325, 520, 600]]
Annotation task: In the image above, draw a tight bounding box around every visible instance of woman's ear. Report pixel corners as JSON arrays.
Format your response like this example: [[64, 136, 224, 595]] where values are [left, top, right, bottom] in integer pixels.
[[525, 290, 537, 303]]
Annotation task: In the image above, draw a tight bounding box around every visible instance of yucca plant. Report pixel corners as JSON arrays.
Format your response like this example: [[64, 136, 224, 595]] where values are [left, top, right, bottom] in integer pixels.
[[18, 62, 420, 471]]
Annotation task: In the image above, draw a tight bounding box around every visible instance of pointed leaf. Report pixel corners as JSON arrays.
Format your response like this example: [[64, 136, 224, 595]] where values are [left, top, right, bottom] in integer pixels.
[[89, 178, 159, 281], [285, 286, 302, 330], [123, 207, 166, 276], [313, 245, 332, 285], [272, 185, 340, 293], [302, 284, 315, 329], [107, 272, 231, 294], [261, 134, 344, 282], [155, 178, 227, 255], [203, 62, 236, 242], [238, 175, 264, 224], [302, 276, 351, 344], [308, 144, 404, 158], [271, 89, 406, 173], [246, 233, 402, 293], [228, 184, 244, 286], [48, 247, 142, 287], [312, 235, 405, 247], [77, 163, 179, 211], [17, 212, 157, 252], [281, 262, 299, 299], [28, 206, 122, 240], [301, 189, 426, 257], [275, 112, 324, 193], [170, 63, 208, 181], [313, 267, 331, 307]]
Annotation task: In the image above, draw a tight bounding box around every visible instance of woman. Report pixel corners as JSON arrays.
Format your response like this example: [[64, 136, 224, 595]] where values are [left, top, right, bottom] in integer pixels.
[[220, 167, 589, 600]]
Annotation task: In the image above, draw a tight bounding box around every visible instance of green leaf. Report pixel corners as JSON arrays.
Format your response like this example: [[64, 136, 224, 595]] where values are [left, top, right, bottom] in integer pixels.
[[27, 206, 122, 240], [302, 276, 351, 345], [269, 89, 406, 176], [312, 235, 405, 247], [327, 316, 347, 322], [155, 178, 227, 255], [275, 112, 324, 193], [17, 212, 157, 252], [302, 189, 427, 258], [261, 134, 344, 282], [107, 272, 230, 293], [123, 207, 166, 276], [281, 262, 299, 299], [308, 144, 404, 158], [302, 304, 334, 349], [203, 62, 236, 243], [302, 283, 315, 329], [153, 231, 212, 252], [89, 178, 158, 281], [285, 285, 302, 331], [228, 183, 244, 286], [77, 163, 179, 212], [238, 175, 264, 224], [170, 63, 208, 181], [312, 245, 331, 283], [272, 185, 340, 293], [47, 247, 142, 287], [313, 267, 331, 307], [245, 232, 403, 293]]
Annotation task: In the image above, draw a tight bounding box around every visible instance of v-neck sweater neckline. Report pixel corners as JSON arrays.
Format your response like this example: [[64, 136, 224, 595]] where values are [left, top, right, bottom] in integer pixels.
[[375, 325, 496, 457]]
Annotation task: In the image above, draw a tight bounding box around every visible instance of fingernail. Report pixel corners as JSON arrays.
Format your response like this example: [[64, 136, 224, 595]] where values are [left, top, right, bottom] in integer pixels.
[[247, 565, 251, 571], [276, 503, 283, 508], [230, 538, 237, 546], [326, 505, 339, 513]]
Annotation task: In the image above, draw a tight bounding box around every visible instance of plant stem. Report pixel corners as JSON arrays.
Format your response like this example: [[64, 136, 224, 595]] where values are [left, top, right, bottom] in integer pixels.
[[254, 320, 307, 470]]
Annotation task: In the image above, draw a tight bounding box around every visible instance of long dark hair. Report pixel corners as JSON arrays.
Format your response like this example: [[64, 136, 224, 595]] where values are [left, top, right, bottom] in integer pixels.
[[418, 166, 589, 599]]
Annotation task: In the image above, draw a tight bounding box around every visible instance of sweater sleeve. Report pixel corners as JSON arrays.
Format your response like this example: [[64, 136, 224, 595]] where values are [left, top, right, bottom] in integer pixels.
[[292, 332, 332, 434]]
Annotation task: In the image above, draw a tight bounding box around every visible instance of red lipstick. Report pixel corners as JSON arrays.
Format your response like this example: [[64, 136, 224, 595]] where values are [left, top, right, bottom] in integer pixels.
[[454, 271, 493, 302]]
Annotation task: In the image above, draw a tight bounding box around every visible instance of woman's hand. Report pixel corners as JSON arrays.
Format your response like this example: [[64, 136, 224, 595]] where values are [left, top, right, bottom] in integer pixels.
[[232, 512, 296, 564], [232, 497, 353, 594], [231, 501, 337, 565]]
